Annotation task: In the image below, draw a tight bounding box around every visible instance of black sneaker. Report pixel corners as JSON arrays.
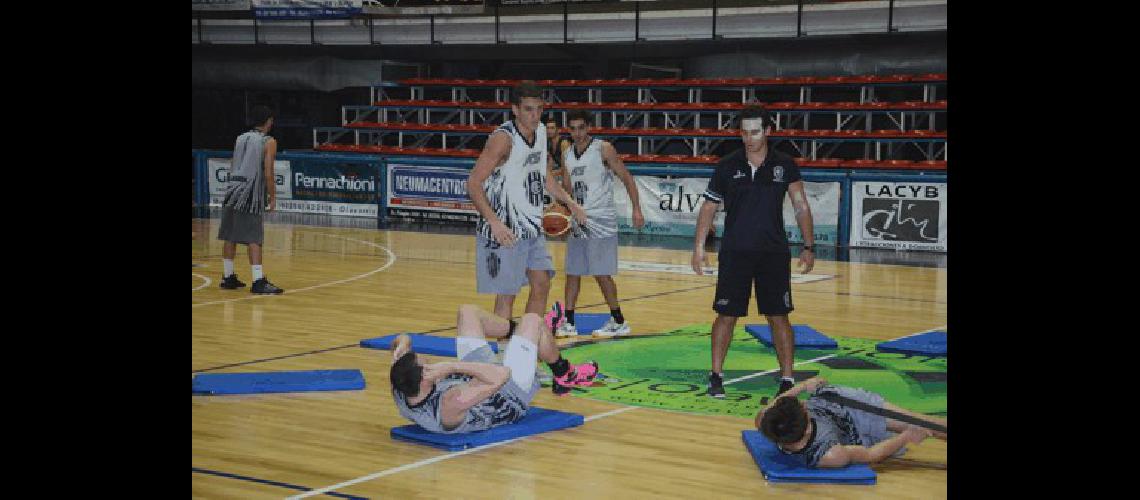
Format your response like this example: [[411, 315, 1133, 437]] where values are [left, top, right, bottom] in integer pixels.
[[776, 379, 795, 396], [219, 274, 246, 289], [250, 278, 284, 295], [707, 372, 725, 399]]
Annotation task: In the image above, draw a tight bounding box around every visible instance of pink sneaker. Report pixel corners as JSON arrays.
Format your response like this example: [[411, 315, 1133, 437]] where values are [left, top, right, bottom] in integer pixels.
[[554, 361, 599, 388], [544, 301, 566, 331]]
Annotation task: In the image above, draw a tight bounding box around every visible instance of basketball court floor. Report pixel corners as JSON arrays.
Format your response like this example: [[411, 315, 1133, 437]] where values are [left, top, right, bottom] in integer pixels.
[[192, 210, 946, 499]]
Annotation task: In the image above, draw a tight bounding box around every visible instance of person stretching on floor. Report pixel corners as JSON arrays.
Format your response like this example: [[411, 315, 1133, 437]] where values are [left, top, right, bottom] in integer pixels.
[[755, 377, 947, 467], [388, 303, 597, 433]]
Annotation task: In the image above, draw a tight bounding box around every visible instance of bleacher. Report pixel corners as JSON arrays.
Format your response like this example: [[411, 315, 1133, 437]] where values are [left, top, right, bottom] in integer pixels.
[[312, 73, 947, 171]]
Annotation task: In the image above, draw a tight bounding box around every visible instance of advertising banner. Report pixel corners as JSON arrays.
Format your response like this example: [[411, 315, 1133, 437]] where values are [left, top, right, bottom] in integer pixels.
[[193, 0, 252, 11], [285, 160, 379, 217], [207, 158, 291, 207], [386, 163, 480, 223], [849, 181, 947, 251], [615, 176, 839, 242], [783, 180, 840, 245], [253, 0, 363, 19]]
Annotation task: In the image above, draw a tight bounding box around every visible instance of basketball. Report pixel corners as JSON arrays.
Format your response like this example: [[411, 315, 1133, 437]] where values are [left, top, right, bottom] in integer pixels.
[[543, 205, 572, 236]]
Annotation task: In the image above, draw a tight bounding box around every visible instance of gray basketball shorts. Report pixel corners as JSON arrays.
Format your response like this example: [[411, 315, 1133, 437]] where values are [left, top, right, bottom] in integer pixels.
[[564, 235, 618, 276], [475, 234, 555, 295], [820, 386, 907, 458], [457, 339, 541, 409], [216, 207, 265, 245]]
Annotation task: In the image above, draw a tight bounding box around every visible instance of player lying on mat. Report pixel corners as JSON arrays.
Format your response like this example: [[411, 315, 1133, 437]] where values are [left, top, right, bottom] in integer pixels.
[[389, 303, 598, 434], [755, 377, 947, 468]]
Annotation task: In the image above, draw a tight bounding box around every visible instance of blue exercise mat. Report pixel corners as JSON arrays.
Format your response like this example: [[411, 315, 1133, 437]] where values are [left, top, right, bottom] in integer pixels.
[[390, 407, 584, 451], [192, 369, 366, 395], [360, 334, 498, 357], [741, 430, 876, 485], [876, 331, 947, 356], [570, 313, 611, 335], [745, 324, 838, 349]]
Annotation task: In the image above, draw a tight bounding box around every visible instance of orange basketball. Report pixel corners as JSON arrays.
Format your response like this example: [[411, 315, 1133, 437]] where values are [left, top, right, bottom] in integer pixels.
[[542, 206, 572, 236]]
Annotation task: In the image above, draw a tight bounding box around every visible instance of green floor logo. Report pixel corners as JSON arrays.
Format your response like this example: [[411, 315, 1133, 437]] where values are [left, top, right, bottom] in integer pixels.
[[562, 324, 946, 420]]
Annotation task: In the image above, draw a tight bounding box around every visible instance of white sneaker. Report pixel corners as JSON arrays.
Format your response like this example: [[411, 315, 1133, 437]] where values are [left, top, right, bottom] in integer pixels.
[[555, 321, 579, 338], [592, 318, 631, 337]]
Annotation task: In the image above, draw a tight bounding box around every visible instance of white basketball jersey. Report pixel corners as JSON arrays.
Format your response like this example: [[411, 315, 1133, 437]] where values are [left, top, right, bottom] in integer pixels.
[[476, 121, 548, 241], [563, 138, 617, 239]]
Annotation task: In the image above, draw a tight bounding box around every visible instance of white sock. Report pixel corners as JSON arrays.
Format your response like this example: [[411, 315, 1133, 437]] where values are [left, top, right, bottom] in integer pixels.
[[252, 265, 264, 281], [223, 259, 234, 277], [781, 376, 795, 384]]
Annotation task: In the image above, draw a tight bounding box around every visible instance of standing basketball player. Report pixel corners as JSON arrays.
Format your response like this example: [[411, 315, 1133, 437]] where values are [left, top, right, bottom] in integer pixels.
[[217, 104, 284, 295], [467, 81, 586, 322], [545, 117, 571, 183], [554, 110, 645, 338]]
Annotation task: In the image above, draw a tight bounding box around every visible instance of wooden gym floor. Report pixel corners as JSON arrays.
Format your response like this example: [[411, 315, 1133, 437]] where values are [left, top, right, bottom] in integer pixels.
[[192, 213, 946, 499]]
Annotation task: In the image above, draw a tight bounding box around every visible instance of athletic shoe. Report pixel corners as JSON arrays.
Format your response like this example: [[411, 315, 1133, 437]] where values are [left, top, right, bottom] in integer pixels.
[[552, 379, 573, 396], [544, 301, 566, 331], [707, 372, 725, 399], [250, 278, 284, 295], [592, 318, 631, 337], [219, 274, 246, 289], [776, 379, 795, 396], [554, 361, 599, 387], [552, 361, 599, 396], [555, 321, 579, 338]]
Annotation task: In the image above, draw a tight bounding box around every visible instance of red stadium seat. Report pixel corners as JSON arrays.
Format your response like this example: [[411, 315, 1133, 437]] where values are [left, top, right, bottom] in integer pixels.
[[912, 73, 947, 82], [841, 159, 879, 169], [882, 160, 916, 169], [914, 160, 947, 169], [869, 129, 905, 137]]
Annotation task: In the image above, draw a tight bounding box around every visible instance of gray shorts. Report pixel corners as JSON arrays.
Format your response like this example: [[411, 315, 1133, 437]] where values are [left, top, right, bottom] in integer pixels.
[[825, 386, 907, 457], [217, 207, 264, 245], [564, 235, 618, 276], [459, 342, 541, 408], [475, 234, 555, 295]]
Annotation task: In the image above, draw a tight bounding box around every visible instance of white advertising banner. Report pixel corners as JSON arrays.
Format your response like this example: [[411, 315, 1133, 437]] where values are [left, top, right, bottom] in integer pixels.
[[782, 181, 840, 245], [849, 181, 947, 251], [615, 176, 840, 241], [207, 158, 292, 207], [385, 163, 479, 223], [614, 176, 724, 237]]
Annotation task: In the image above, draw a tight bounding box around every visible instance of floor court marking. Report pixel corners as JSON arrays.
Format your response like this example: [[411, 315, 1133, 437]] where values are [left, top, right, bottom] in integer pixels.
[[192, 273, 212, 292], [286, 406, 639, 500], [191, 467, 367, 500], [289, 325, 944, 498], [191, 232, 396, 308]]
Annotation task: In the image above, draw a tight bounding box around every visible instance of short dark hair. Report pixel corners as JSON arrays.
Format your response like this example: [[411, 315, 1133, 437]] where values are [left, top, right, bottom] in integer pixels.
[[390, 352, 424, 397], [739, 104, 773, 129], [249, 104, 275, 128], [759, 396, 809, 444], [511, 80, 543, 105], [566, 109, 592, 125]]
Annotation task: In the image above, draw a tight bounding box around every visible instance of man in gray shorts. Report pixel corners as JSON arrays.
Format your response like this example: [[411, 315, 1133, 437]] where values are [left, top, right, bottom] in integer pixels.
[[216, 104, 284, 295], [466, 81, 586, 322], [389, 303, 600, 434], [554, 110, 644, 338], [755, 377, 947, 468]]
